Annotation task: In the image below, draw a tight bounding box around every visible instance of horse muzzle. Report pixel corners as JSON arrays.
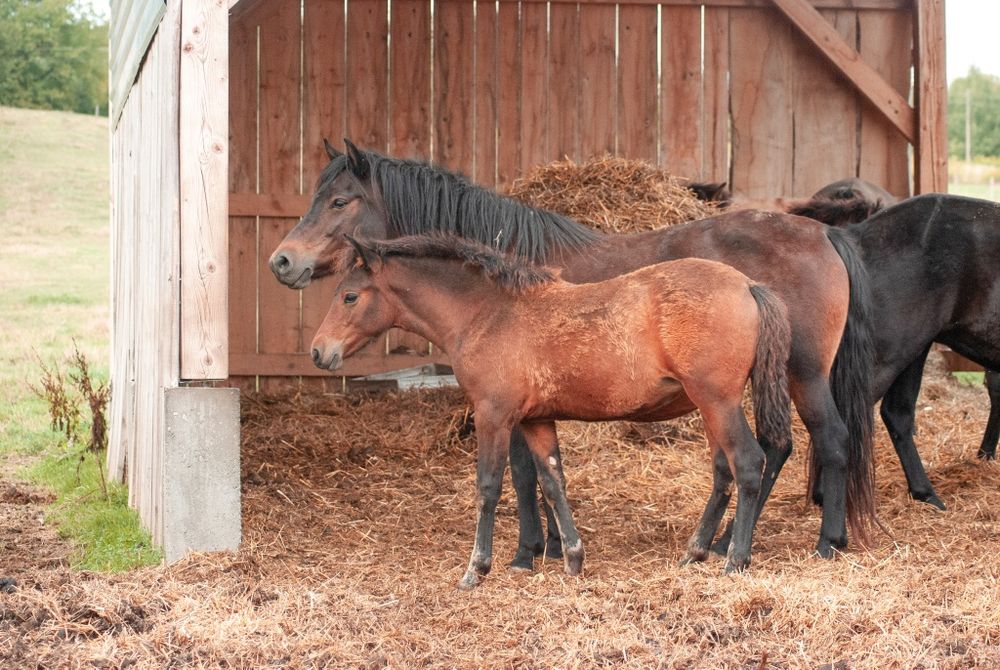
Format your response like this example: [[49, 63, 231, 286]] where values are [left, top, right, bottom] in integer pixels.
[[311, 342, 344, 371], [269, 249, 315, 288]]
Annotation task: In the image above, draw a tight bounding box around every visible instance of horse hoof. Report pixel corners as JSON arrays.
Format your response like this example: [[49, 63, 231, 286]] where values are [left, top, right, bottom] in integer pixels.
[[457, 572, 482, 590], [0, 578, 16, 594], [563, 542, 585, 576], [545, 539, 564, 560], [814, 542, 835, 560], [977, 449, 996, 461], [710, 535, 731, 557], [509, 547, 537, 572], [680, 548, 708, 566], [723, 556, 749, 574], [923, 495, 946, 511]]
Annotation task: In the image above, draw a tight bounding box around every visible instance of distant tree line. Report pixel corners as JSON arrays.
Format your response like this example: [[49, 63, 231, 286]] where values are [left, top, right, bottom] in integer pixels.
[[0, 0, 108, 116], [948, 67, 1000, 160]]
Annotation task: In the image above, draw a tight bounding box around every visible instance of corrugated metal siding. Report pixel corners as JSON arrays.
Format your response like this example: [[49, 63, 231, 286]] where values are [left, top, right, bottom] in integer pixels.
[[110, 0, 167, 127]]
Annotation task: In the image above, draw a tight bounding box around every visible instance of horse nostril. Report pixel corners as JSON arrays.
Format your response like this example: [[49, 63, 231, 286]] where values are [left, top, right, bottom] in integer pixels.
[[274, 252, 291, 272], [311, 348, 322, 365]]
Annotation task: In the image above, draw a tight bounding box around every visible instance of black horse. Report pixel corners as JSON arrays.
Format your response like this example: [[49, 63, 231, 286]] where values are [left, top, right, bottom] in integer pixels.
[[790, 190, 1000, 508], [828, 194, 1000, 508]]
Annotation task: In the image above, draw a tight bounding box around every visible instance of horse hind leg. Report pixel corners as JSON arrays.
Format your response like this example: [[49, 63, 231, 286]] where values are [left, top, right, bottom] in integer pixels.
[[508, 426, 548, 571], [682, 447, 734, 565], [521, 422, 584, 576], [977, 370, 1000, 460], [693, 404, 764, 573], [880, 351, 945, 509]]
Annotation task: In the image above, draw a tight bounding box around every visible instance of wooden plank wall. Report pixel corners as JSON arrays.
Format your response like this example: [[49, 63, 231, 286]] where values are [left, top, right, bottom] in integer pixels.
[[108, 0, 182, 545], [227, 0, 916, 384]]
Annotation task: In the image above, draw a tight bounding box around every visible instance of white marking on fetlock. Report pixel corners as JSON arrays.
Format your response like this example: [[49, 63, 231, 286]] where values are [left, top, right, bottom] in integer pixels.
[[548, 456, 558, 467]]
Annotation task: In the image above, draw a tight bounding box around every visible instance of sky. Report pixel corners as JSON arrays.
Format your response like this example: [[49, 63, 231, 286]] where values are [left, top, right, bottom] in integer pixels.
[[946, 0, 1000, 82], [81, 0, 995, 83]]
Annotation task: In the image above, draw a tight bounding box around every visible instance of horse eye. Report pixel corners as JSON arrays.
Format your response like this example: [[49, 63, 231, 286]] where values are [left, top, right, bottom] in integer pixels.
[[344, 292, 358, 305], [330, 197, 349, 209]]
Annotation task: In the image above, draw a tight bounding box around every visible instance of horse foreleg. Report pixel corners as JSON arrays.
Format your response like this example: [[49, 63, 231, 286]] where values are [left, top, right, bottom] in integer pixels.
[[508, 426, 560, 571], [977, 370, 1000, 460], [683, 448, 733, 564], [521, 422, 584, 576], [458, 411, 511, 591], [880, 350, 945, 509]]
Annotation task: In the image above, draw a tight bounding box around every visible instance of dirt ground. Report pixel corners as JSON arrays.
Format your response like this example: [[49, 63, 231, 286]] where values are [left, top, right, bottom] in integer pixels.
[[1, 352, 998, 669]]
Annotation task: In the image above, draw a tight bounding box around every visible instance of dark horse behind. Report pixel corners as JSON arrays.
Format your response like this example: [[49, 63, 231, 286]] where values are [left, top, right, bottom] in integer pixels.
[[269, 140, 879, 565], [788, 190, 1000, 508]]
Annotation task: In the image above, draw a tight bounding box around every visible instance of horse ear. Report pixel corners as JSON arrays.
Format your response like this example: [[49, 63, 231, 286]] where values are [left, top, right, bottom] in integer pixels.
[[345, 234, 377, 272], [323, 138, 343, 161], [344, 138, 370, 180]]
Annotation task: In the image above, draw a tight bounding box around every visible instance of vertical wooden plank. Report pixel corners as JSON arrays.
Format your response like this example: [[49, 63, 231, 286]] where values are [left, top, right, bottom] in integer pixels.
[[519, 1, 547, 172], [435, 0, 475, 173], [858, 9, 911, 197], [914, 0, 947, 194], [302, 0, 349, 388], [228, 7, 259, 391], [617, 4, 657, 161], [496, 1, 522, 185], [579, 3, 615, 159], [180, 0, 229, 379], [390, 0, 431, 158], [729, 8, 794, 200], [660, 6, 702, 178], [346, 0, 389, 151], [474, 0, 499, 186], [702, 7, 730, 183], [791, 9, 858, 197], [303, 0, 347, 183], [548, 3, 579, 161], [257, 0, 303, 388]]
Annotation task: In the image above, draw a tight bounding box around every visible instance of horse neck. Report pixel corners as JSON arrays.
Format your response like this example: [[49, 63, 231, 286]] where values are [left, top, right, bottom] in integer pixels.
[[379, 258, 513, 352]]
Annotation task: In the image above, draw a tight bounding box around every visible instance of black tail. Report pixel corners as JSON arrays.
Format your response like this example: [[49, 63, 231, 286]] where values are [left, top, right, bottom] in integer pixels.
[[788, 196, 884, 227], [823, 228, 877, 544], [748, 285, 794, 468]]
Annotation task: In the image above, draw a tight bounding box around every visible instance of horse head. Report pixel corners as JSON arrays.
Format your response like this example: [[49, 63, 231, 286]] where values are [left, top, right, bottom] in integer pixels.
[[268, 139, 389, 288]]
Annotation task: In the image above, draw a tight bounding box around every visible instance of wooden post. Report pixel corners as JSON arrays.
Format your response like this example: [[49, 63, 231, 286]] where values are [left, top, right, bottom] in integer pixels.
[[180, 0, 229, 379], [914, 0, 948, 194]]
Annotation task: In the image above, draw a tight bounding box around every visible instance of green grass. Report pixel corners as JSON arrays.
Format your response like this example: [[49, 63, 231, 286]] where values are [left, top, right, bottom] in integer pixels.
[[953, 371, 987, 387], [0, 106, 160, 570]]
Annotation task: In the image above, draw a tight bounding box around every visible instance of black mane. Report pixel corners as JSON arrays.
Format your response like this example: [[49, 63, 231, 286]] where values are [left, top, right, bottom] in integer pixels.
[[319, 150, 600, 263], [344, 235, 558, 293]]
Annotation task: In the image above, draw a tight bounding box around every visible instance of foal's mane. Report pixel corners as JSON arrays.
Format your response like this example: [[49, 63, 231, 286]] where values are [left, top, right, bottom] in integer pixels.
[[344, 235, 559, 294], [320, 149, 600, 262]]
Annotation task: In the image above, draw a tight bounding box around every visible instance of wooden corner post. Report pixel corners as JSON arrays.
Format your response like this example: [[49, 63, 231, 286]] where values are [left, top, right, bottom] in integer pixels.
[[180, 0, 229, 379], [914, 0, 948, 194]]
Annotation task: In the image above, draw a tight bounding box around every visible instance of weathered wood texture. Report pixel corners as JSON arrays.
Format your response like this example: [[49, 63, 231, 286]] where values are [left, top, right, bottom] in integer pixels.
[[227, 0, 937, 384], [108, 0, 182, 544], [180, 0, 229, 379]]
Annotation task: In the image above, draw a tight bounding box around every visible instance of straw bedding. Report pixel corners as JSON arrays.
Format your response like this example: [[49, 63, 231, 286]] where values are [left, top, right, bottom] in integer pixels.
[[2, 352, 999, 669]]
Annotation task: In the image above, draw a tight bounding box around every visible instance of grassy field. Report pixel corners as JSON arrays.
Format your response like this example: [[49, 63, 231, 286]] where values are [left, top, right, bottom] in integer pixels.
[[0, 106, 159, 570]]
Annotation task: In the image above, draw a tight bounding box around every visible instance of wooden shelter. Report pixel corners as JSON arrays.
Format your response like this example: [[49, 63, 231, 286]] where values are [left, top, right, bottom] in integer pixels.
[[109, 0, 946, 558]]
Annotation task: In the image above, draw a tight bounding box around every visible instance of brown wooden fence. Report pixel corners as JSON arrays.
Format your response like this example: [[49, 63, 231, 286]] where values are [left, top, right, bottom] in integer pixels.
[[226, 0, 929, 386]]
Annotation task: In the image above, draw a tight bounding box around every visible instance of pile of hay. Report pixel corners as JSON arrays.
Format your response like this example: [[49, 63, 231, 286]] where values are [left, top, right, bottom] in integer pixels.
[[506, 155, 718, 233]]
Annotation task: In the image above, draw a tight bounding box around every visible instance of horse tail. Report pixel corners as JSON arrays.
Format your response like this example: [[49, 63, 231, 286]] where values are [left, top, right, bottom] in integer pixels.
[[748, 284, 794, 474], [787, 196, 883, 227], [823, 227, 877, 544]]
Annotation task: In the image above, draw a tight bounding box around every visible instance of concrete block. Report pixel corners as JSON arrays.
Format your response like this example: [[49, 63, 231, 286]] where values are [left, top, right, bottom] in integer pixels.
[[163, 387, 241, 562]]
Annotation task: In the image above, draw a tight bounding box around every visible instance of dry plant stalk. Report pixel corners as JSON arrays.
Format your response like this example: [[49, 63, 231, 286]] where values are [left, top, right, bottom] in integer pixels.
[[506, 154, 718, 233], [30, 354, 81, 443]]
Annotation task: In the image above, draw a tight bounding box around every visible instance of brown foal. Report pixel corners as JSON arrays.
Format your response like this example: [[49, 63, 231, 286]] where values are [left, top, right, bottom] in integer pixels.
[[311, 235, 793, 589]]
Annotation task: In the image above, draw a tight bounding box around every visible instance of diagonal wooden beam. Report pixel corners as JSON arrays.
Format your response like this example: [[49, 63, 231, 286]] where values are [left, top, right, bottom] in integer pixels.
[[770, 0, 916, 144]]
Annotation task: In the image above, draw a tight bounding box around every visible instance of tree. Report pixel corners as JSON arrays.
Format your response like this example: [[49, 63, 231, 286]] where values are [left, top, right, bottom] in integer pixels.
[[948, 67, 1000, 160], [0, 0, 108, 115]]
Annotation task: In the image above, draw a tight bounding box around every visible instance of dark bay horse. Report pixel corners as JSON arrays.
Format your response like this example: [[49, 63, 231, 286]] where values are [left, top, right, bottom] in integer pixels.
[[270, 140, 877, 563], [794, 193, 1000, 509], [311, 235, 793, 586], [787, 178, 897, 228]]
